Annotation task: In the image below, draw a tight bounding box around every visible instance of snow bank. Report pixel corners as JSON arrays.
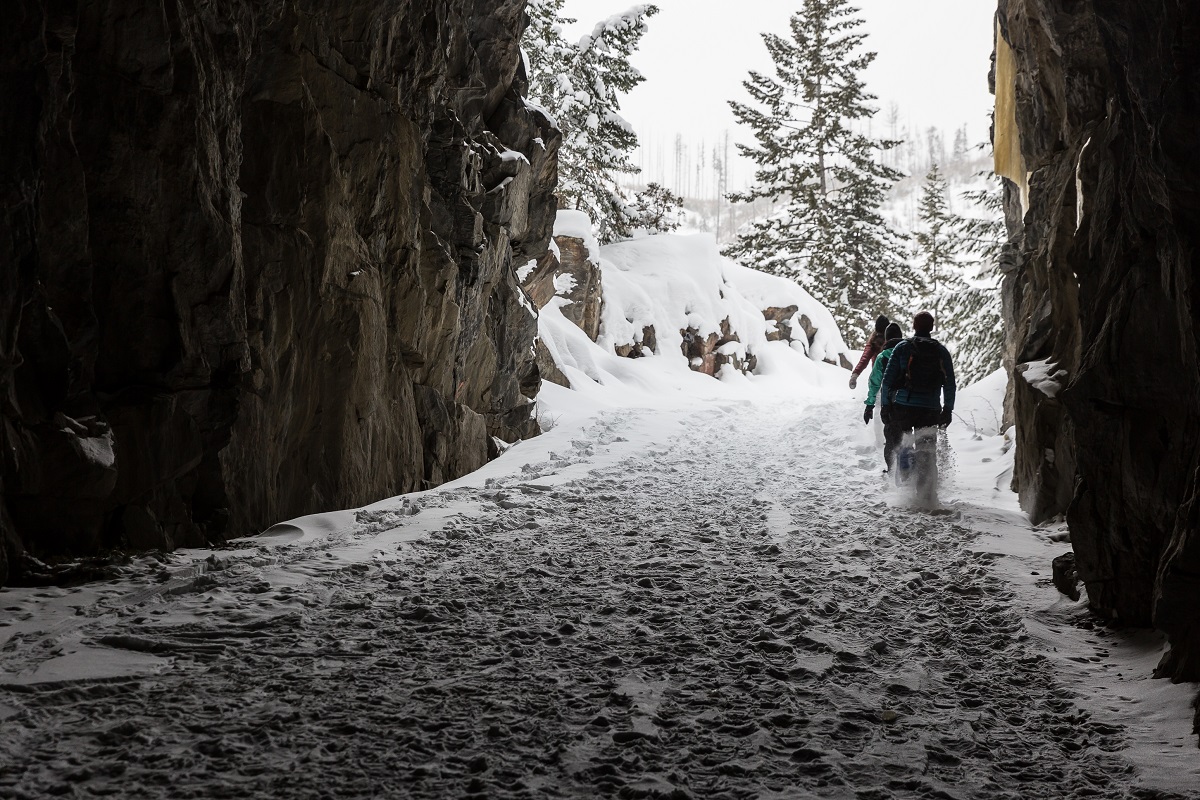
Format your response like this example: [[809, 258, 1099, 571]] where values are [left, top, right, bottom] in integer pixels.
[[534, 228, 855, 414], [567, 231, 846, 365], [955, 367, 1008, 436], [530, 227, 859, 419], [727, 261, 849, 365], [553, 209, 600, 251]]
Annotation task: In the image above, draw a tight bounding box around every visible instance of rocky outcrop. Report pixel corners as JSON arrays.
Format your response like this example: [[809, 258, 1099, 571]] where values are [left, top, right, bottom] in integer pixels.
[[682, 319, 757, 377], [996, 0, 1200, 699], [520, 232, 607, 387], [761, 306, 843, 369], [763, 306, 801, 343], [522, 236, 604, 341], [0, 1, 558, 583], [614, 325, 656, 359]]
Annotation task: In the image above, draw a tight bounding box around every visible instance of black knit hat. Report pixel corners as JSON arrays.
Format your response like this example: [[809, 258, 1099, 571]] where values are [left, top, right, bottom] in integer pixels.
[[874, 315, 889, 334], [884, 323, 903, 342]]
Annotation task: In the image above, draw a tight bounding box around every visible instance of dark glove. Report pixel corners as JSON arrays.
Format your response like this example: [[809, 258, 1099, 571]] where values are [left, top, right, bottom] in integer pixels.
[[863, 405, 873, 425], [880, 405, 892, 425], [938, 407, 953, 428]]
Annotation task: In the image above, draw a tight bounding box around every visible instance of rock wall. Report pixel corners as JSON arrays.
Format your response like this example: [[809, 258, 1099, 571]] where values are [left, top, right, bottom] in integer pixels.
[[997, 0, 1200, 695], [0, 1, 557, 583]]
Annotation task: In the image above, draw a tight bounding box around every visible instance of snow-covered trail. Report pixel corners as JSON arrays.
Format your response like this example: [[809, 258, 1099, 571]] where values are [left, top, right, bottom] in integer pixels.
[[0, 400, 1192, 799]]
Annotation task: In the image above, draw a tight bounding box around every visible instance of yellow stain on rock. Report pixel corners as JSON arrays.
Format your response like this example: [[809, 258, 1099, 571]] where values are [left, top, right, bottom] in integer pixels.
[[994, 19, 1029, 214]]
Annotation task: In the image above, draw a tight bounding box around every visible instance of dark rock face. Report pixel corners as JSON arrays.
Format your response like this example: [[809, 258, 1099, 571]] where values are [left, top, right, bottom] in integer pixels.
[[997, 0, 1200, 690], [0, 1, 557, 583]]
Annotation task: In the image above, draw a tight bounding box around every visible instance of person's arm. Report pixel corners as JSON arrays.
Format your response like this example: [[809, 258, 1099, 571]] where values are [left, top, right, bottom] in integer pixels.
[[941, 345, 956, 411], [851, 336, 879, 376], [865, 352, 889, 406], [880, 341, 907, 406]]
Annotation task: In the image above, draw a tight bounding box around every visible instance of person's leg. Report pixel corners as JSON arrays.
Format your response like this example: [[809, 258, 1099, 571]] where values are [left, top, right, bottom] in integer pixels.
[[910, 408, 941, 502], [883, 414, 904, 471], [886, 406, 919, 480]]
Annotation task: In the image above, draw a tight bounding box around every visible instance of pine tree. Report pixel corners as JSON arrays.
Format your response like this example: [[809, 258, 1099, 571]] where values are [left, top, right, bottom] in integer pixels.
[[628, 182, 684, 233], [524, 1, 660, 243], [914, 163, 961, 323], [952, 125, 969, 161], [725, 0, 913, 345], [942, 170, 1006, 384]]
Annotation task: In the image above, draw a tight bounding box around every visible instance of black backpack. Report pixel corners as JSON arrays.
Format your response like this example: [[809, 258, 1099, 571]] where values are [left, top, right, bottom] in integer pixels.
[[901, 337, 946, 393]]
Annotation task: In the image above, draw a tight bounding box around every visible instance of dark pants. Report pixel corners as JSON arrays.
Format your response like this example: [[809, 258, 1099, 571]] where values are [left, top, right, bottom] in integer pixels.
[[883, 405, 940, 470]]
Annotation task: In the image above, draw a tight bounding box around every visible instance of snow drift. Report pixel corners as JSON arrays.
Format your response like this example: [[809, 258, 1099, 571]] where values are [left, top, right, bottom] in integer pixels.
[[534, 212, 854, 407]]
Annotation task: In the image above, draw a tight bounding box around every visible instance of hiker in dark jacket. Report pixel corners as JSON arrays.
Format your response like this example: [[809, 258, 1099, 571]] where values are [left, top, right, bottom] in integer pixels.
[[879, 311, 955, 471], [848, 315, 889, 389]]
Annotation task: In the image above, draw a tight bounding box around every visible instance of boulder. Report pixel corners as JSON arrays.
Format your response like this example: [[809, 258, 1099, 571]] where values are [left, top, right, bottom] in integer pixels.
[[682, 318, 756, 377], [615, 326, 657, 359], [1052, 552, 1081, 602], [763, 305, 800, 343]]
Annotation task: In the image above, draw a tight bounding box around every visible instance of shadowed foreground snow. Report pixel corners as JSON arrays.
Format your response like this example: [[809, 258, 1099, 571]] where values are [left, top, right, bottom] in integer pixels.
[[1, 388, 1196, 798]]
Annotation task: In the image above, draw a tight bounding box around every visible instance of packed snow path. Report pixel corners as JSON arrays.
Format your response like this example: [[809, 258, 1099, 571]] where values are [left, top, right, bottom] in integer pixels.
[[0, 402, 1185, 799]]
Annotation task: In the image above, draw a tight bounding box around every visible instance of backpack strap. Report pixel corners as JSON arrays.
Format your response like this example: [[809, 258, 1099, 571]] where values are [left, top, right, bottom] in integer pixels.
[[904, 338, 918, 389]]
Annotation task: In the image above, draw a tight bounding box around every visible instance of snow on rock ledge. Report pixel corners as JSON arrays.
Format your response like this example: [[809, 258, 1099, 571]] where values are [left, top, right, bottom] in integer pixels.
[[1017, 358, 1068, 398], [520, 214, 853, 395], [597, 232, 852, 375]]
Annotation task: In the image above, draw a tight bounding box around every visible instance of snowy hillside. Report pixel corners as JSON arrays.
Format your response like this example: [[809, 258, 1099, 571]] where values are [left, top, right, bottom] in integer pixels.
[[534, 213, 855, 419]]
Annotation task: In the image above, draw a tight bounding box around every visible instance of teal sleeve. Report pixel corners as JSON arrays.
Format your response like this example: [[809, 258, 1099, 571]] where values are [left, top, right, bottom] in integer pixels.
[[865, 352, 889, 405]]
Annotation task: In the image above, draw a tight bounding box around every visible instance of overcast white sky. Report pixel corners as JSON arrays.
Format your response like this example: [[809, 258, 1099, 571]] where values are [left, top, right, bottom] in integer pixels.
[[562, 0, 997, 190]]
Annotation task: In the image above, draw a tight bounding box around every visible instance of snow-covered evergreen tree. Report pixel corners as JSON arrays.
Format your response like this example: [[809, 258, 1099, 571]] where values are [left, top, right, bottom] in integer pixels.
[[725, 0, 913, 345], [629, 182, 684, 233], [952, 125, 969, 161], [914, 163, 962, 322], [524, 1, 659, 243], [942, 171, 1006, 384], [910, 160, 1005, 384]]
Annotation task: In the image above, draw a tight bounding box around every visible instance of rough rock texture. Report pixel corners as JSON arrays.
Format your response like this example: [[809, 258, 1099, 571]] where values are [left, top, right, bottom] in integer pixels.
[[1052, 551, 1081, 602], [0, 1, 557, 583], [682, 319, 757, 378], [760, 306, 845, 370], [614, 326, 656, 360], [522, 236, 603, 341], [996, 0, 1200, 696], [763, 306, 801, 344]]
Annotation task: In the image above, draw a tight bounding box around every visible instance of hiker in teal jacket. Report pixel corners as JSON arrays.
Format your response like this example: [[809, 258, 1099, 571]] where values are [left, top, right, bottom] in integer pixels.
[[863, 322, 904, 423], [862, 322, 904, 469]]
